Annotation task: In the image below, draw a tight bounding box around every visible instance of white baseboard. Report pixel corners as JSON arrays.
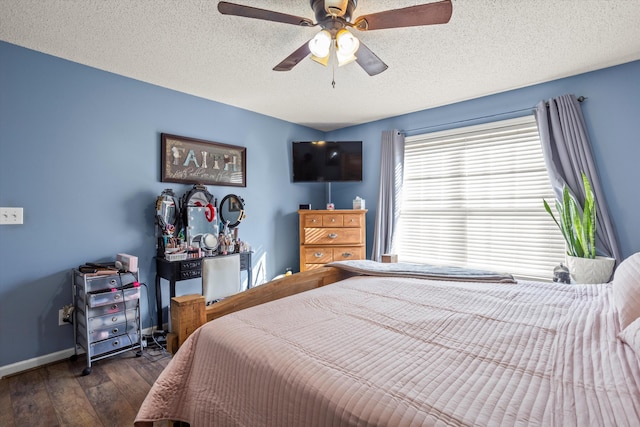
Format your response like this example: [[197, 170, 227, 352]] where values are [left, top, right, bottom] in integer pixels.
[[0, 348, 76, 379], [0, 326, 156, 379]]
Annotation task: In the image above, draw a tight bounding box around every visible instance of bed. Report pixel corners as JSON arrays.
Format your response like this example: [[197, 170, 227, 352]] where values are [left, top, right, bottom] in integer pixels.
[[135, 258, 640, 426]]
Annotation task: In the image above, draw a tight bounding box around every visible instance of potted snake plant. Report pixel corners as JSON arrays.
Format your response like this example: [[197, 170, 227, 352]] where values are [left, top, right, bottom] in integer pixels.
[[543, 172, 615, 283]]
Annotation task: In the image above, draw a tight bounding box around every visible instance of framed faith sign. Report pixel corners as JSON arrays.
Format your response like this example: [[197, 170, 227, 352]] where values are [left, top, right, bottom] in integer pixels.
[[161, 133, 246, 187]]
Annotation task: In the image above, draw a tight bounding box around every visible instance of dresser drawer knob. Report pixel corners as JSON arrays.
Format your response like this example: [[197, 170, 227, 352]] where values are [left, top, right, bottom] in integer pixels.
[[314, 252, 324, 258], [113, 340, 119, 347], [311, 219, 317, 223], [112, 328, 119, 334], [342, 252, 353, 258], [112, 316, 118, 322], [328, 233, 338, 239], [110, 279, 117, 286], [111, 304, 118, 310], [330, 218, 336, 222], [114, 294, 121, 300]]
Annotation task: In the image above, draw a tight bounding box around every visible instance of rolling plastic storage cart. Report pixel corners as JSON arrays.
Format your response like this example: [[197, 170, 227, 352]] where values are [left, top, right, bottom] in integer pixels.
[[71, 269, 142, 375]]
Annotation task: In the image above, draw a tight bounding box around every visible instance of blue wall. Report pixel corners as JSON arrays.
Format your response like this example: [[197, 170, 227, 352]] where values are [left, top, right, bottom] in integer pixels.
[[2, 38, 639, 369], [0, 41, 324, 367]]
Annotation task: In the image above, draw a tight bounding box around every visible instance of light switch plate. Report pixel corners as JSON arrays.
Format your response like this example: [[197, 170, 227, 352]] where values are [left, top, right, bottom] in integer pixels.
[[0, 207, 23, 225]]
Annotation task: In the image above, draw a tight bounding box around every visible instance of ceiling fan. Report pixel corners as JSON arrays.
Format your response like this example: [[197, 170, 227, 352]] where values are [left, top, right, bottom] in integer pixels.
[[217, 0, 453, 76]]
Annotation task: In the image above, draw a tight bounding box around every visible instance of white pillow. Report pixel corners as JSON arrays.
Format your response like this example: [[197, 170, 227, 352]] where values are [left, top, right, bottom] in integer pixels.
[[619, 317, 640, 360], [612, 252, 640, 329]]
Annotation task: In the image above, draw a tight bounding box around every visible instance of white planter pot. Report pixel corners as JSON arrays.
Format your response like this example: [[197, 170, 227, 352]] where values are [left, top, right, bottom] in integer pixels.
[[566, 255, 615, 284]]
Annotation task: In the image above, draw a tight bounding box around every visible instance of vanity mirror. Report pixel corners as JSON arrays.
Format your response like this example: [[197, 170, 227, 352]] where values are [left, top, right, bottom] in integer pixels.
[[182, 185, 218, 246], [219, 194, 245, 228], [155, 189, 180, 236], [182, 184, 214, 209]]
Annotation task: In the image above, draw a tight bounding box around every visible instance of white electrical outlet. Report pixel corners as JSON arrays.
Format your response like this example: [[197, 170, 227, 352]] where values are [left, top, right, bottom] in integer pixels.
[[58, 309, 66, 326], [0, 207, 23, 225]]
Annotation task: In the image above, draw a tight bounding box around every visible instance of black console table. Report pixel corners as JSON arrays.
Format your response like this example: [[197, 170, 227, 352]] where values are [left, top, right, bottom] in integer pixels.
[[155, 252, 252, 330]]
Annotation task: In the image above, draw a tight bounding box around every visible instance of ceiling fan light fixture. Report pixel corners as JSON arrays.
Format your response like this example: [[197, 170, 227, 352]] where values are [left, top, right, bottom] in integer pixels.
[[218, 0, 453, 76], [308, 30, 332, 58]]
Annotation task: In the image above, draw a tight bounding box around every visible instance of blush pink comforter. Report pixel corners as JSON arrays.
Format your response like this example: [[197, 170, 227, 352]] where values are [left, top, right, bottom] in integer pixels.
[[135, 276, 640, 426]]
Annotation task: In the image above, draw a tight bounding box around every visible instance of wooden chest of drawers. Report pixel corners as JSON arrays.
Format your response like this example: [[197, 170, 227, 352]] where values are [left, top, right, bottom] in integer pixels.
[[298, 209, 367, 272]]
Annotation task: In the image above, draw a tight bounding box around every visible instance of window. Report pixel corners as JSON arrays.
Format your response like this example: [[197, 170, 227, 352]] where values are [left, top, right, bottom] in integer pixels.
[[393, 115, 565, 280]]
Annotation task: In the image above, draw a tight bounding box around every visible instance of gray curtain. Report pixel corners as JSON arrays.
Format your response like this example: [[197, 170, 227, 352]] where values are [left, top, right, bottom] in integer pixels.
[[371, 130, 405, 261], [534, 94, 621, 262]]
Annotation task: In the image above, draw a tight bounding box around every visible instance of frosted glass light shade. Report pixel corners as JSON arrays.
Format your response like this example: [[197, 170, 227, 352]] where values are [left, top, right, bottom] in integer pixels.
[[309, 30, 332, 58], [336, 29, 359, 56], [335, 29, 359, 66]]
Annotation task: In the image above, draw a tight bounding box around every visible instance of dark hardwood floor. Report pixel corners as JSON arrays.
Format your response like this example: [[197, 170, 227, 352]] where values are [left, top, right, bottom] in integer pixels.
[[1, 345, 171, 427]]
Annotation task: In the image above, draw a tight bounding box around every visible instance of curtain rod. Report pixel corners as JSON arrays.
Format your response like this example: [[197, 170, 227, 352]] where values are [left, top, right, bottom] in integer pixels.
[[544, 95, 586, 107], [401, 95, 585, 136]]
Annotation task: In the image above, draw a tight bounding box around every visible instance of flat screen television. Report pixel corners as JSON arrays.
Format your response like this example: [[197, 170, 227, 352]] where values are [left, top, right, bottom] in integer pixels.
[[292, 141, 363, 182]]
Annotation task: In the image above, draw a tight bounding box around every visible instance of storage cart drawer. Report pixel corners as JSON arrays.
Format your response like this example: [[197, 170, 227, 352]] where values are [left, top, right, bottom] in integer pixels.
[[88, 287, 140, 308], [86, 308, 138, 329], [76, 272, 122, 293], [88, 320, 138, 342], [85, 299, 137, 317], [89, 332, 139, 357], [77, 308, 138, 342]]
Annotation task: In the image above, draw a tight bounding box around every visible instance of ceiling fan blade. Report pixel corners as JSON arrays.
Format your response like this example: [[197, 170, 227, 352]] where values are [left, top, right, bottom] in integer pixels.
[[353, 0, 452, 31], [218, 2, 315, 27], [273, 42, 312, 71], [355, 41, 388, 76]]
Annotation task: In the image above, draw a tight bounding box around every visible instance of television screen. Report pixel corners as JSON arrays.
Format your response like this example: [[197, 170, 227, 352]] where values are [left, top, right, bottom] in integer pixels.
[[292, 141, 363, 182]]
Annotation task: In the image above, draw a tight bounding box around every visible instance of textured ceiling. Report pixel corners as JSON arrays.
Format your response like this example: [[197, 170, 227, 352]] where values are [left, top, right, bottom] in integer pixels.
[[1, 1, 640, 131]]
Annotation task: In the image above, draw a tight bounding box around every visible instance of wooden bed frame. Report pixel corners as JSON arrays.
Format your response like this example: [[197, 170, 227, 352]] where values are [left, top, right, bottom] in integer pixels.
[[169, 266, 358, 349], [205, 266, 356, 321]]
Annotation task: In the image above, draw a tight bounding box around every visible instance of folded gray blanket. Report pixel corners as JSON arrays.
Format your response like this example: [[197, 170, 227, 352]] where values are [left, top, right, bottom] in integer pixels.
[[327, 259, 517, 284]]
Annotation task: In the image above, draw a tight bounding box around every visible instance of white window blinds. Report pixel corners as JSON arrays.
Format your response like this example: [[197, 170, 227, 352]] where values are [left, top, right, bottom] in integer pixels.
[[394, 115, 566, 280]]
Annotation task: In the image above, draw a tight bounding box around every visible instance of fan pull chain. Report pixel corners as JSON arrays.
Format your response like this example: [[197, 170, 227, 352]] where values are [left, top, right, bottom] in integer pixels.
[[331, 56, 336, 88]]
